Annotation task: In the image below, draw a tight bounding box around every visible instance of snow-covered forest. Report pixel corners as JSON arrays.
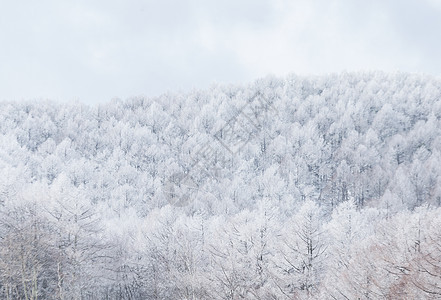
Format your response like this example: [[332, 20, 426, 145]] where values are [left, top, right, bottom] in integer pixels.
[[1, 72, 441, 299]]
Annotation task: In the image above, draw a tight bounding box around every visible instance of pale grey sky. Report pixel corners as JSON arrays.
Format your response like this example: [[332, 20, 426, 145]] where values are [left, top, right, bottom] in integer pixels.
[[1, 0, 440, 104]]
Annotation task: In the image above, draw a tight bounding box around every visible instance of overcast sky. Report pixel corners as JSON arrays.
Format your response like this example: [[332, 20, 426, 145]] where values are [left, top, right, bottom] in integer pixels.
[[1, 0, 441, 104]]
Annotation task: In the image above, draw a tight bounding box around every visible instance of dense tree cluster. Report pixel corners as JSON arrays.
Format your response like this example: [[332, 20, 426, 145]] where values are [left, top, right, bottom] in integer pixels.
[[1, 72, 441, 298]]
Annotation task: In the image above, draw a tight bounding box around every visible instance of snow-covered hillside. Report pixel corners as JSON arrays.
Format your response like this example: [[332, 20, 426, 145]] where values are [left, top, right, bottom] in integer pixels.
[[1, 72, 441, 299]]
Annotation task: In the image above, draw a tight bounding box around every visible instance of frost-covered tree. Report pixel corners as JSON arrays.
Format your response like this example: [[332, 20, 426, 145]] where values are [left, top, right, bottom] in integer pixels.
[[274, 200, 326, 298]]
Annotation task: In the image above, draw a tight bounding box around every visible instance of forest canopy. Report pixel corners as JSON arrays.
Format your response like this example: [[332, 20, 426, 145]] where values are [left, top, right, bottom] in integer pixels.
[[1, 72, 441, 299]]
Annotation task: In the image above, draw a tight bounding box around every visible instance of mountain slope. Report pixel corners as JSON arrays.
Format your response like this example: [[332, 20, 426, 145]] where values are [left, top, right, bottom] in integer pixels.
[[1, 71, 441, 298], [1, 71, 441, 214]]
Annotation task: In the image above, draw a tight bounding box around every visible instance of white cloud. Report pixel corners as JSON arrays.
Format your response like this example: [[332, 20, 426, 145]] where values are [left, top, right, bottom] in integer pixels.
[[0, 0, 440, 104]]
